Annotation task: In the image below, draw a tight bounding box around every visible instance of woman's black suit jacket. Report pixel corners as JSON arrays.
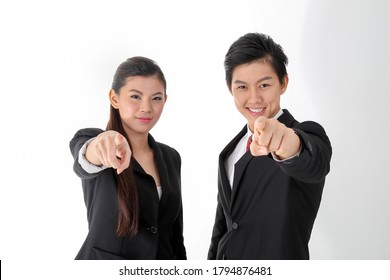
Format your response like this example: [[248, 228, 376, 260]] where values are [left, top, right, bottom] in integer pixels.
[[70, 128, 186, 260], [208, 109, 332, 260]]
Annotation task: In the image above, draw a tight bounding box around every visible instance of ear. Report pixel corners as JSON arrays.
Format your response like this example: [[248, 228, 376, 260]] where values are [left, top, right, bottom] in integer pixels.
[[227, 82, 233, 96], [280, 75, 289, 95], [109, 89, 119, 109], [164, 94, 168, 104]]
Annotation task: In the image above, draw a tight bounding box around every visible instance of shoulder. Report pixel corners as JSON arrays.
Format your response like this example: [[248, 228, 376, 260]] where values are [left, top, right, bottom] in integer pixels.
[[293, 121, 329, 141], [156, 141, 181, 166], [157, 141, 180, 158], [148, 133, 181, 159], [70, 127, 104, 146], [71, 128, 105, 140], [69, 127, 105, 153], [282, 109, 331, 151], [292, 120, 332, 158], [282, 109, 329, 138]]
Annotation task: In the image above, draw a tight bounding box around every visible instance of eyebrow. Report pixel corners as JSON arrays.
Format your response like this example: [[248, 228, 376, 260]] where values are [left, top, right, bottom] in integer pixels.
[[129, 89, 164, 96], [233, 76, 273, 84], [129, 89, 143, 94]]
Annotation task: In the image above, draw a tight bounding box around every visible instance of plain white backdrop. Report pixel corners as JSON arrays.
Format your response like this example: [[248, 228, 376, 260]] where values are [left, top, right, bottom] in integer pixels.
[[0, 0, 389, 260]]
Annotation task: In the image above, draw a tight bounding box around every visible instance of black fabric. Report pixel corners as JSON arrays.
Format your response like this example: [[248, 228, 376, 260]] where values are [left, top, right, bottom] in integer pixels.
[[70, 128, 186, 260], [208, 109, 332, 260]]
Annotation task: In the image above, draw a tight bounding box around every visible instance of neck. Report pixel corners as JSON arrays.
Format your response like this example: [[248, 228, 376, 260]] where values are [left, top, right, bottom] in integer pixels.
[[124, 129, 150, 154]]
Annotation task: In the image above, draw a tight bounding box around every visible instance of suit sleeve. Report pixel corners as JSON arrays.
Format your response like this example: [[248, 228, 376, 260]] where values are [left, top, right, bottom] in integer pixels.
[[207, 194, 227, 260], [171, 201, 187, 260], [69, 128, 105, 180], [276, 121, 332, 183], [170, 152, 187, 260]]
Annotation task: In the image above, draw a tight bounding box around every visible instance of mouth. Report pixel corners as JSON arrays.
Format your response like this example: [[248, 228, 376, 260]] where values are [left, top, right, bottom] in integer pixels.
[[137, 117, 153, 123], [247, 107, 266, 115]]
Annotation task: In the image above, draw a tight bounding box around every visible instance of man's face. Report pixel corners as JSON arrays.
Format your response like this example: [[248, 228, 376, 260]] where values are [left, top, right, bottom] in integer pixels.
[[230, 59, 288, 132]]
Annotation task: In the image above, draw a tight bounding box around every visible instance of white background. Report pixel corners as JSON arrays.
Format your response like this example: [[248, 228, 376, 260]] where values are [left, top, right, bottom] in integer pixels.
[[0, 0, 389, 261]]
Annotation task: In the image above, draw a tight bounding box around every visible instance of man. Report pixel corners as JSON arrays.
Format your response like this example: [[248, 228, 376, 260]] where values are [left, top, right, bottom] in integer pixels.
[[208, 33, 332, 260]]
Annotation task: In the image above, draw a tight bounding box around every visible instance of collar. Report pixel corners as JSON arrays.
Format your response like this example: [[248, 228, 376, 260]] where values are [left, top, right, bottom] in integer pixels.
[[131, 134, 161, 174], [273, 108, 284, 120]]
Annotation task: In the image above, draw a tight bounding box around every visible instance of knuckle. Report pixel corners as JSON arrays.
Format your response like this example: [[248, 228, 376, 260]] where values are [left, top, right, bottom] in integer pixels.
[[269, 144, 278, 152], [277, 147, 285, 155]]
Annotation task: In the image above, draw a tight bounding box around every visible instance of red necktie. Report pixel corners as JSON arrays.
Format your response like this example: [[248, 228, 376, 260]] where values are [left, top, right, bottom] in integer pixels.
[[246, 135, 253, 152]]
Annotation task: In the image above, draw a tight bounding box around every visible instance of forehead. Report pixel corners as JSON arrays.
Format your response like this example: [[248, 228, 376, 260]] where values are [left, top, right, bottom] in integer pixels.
[[232, 60, 277, 81], [122, 75, 165, 92]]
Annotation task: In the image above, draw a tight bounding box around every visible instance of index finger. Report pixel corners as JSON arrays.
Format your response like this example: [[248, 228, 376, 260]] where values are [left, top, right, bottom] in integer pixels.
[[116, 148, 131, 174], [106, 142, 122, 170], [254, 116, 267, 133]]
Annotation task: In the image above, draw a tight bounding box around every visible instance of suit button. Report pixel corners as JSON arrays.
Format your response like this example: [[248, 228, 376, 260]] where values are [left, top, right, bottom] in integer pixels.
[[232, 222, 238, 229], [150, 226, 158, 234]]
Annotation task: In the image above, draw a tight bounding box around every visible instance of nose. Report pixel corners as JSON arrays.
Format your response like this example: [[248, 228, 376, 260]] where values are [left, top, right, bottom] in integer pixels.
[[248, 87, 263, 103], [140, 99, 152, 113]]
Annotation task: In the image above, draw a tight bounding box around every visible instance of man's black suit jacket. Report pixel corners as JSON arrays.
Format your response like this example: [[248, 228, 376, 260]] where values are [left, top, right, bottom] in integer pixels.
[[208, 109, 332, 260], [70, 128, 186, 260]]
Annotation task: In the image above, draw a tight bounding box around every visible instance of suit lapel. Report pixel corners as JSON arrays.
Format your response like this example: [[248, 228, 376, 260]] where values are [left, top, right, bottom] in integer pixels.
[[218, 155, 231, 208], [131, 134, 169, 203], [231, 151, 252, 205], [148, 134, 170, 205], [219, 126, 247, 211], [229, 110, 297, 206]]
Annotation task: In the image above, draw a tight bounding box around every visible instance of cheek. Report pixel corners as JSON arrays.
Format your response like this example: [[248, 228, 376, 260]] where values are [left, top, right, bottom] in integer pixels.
[[153, 103, 165, 115], [265, 91, 281, 104], [126, 100, 138, 109], [119, 102, 138, 115], [233, 93, 246, 106]]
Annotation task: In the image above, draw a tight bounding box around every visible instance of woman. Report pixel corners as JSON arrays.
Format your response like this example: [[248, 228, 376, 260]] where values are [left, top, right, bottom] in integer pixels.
[[70, 56, 186, 260]]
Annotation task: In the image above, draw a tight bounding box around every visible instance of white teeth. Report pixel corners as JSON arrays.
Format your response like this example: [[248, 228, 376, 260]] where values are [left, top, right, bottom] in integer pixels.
[[249, 108, 264, 113]]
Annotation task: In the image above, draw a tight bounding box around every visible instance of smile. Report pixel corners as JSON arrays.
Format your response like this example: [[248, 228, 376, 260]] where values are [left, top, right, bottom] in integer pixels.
[[248, 108, 264, 113], [137, 117, 153, 123], [248, 108, 265, 113]]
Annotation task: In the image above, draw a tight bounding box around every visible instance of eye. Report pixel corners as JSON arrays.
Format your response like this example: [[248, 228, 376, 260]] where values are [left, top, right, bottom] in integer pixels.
[[130, 95, 141, 100], [237, 85, 247, 90], [259, 84, 269, 88], [152, 96, 163, 101]]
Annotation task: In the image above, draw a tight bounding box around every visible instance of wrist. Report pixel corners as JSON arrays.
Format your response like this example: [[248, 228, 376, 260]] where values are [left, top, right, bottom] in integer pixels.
[[85, 138, 103, 166], [275, 129, 301, 160]]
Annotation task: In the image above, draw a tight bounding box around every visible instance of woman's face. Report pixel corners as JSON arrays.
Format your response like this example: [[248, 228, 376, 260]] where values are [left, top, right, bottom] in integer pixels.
[[110, 75, 167, 136]]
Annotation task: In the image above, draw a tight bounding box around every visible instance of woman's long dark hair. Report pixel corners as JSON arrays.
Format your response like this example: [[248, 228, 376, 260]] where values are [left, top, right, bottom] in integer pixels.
[[107, 56, 167, 237]]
